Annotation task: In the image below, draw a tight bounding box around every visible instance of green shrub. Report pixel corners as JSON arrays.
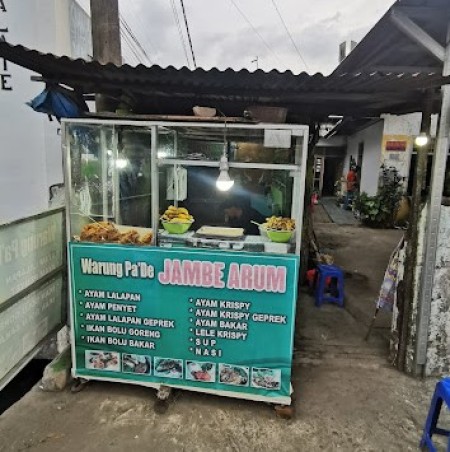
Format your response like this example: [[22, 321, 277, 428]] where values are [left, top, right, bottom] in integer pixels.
[[355, 177, 402, 228]]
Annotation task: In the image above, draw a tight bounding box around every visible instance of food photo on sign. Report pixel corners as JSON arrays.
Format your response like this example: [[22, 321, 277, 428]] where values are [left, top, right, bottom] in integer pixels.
[[122, 354, 152, 375], [219, 364, 249, 386], [85, 351, 120, 372], [153, 358, 184, 379], [186, 361, 216, 382]]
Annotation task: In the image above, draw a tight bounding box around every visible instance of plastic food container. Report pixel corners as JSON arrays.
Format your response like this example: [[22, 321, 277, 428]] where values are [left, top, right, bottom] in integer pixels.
[[266, 229, 293, 243], [161, 220, 193, 234], [258, 223, 268, 238]]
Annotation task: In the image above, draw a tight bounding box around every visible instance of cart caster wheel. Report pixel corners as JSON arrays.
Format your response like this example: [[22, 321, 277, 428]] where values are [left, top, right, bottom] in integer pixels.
[[154, 385, 172, 414], [70, 378, 89, 393], [274, 404, 295, 420]]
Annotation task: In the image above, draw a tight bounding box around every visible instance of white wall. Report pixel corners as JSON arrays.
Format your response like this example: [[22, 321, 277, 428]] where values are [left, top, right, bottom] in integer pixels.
[[382, 113, 438, 137], [381, 113, 439, 188], [0, 0, 90, 224], [345, 120, 384, 195], [425, 205, 450, 376], [343, 112, 440, 196]]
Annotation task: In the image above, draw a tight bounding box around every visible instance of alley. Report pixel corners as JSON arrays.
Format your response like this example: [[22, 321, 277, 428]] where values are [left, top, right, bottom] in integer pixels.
[[0, 218, 437, 452], [313, 202, 403, 333], [0, 303, 438, 452]]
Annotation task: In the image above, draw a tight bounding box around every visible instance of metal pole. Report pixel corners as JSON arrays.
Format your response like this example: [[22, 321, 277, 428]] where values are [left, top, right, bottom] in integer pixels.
[[151, 126, 160, 245], [112, 126, 121, 224], [62, 123, 73, 241], [100, 128, 108, 222], [174, 131, 179, 208], [414, 24, 450, 375], [294, 129, 309, 256]]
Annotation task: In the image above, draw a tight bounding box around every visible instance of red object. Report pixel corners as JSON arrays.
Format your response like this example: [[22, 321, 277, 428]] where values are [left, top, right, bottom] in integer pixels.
[[347, 170, 357, 191], [307, 269, 331, 288], [306, 269, 316, 287], [385, 140, 407, 152]]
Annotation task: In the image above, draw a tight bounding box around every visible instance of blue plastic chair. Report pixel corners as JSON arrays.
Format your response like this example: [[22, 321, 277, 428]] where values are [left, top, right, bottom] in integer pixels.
[[315, 264, 344, 308], [421, 378, 450, 451]]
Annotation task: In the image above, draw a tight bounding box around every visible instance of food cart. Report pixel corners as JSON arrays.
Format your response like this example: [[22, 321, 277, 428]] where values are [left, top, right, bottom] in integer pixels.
[[63, 119, 308, 406]]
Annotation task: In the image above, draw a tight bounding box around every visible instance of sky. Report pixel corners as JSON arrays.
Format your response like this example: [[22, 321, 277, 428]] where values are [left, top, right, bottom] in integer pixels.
[[79, 0, 396, 75]]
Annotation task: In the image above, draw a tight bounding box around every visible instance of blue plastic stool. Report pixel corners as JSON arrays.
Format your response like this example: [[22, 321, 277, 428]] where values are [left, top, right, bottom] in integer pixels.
[[421, 378, 450, 451], [315, 264, 344, 307]]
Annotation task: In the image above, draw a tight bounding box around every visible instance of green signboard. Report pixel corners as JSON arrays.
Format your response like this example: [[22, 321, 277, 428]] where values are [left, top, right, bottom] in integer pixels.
[[0, 210, 63, 306], [69, 243, 299, 403], [0, 276, 63, 388]]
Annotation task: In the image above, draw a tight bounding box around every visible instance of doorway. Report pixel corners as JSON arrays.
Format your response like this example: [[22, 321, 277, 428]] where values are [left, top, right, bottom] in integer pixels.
[[322, 157, 343, 196], [407, 153, 434, 196], [356, 142, 364, 187]]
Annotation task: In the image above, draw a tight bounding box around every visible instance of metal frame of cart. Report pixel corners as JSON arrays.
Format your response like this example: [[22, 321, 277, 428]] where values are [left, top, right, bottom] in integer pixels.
[[62, 119, 308, 253]]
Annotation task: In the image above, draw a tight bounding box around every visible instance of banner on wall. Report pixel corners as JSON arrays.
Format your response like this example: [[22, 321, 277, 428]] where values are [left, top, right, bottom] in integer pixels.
[[0, 210, 64, 306], [69, 243, 299, 404], [0, 208, 65, 390], [383, 135, 411, 152], [0, 276, 64, 388]]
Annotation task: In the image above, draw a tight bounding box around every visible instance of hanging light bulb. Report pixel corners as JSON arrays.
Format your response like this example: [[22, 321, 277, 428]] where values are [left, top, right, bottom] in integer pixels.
[[216, 121, 234, 191], [216, 154, 234, 191], [415, 132, 429, 147], [115, 158, 128, 169]]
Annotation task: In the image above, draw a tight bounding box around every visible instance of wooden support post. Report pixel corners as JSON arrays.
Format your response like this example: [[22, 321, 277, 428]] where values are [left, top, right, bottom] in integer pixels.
[[300, 123, 320, 284]]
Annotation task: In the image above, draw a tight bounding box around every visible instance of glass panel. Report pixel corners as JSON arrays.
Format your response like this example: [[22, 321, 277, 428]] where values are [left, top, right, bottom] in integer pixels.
[[65, 121, 303, 253], [158, 166, 293, 235], [67, 123, 113, 238], [157, 125, 301, 164], [66, 123, 152, 239], [116, 126, 152, 227]]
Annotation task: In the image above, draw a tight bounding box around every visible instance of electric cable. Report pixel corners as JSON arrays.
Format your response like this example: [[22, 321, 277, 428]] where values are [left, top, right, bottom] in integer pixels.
[[270, 0, 309, 70], [121, 17, 153, 64], [228, 0, 286, 68], [120, 28, 142, 65], [126, 7, 158, 57], [120, 17, 147, 65], [170, 0, 191, 68], [179, 0, 197, 68], [120, 16, 153, 65], [121, 28, 142, 65]]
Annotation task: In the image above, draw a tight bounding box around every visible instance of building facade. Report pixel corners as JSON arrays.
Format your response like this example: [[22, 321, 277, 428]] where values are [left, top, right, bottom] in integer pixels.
[[336, 113, 438, 197], [0, 0, 91, 223]]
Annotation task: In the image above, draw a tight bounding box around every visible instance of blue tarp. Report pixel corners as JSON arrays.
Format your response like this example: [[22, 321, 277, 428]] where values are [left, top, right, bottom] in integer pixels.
[[27, 86, 88, 121]]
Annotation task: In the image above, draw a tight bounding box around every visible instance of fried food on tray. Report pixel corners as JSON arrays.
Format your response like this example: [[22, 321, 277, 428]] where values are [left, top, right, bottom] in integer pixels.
[[139, 232, 153, 244], [80, 221, 117, 242], [119, 230, 140, 244], [161, 205, 194, 223], [265, 216, 296, 231], [79, 222, 153, 245]]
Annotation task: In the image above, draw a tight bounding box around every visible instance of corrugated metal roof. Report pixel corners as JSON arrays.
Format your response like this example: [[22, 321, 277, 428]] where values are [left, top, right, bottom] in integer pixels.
[[0, 40, 448, 121], [334, 0, 450, 75]]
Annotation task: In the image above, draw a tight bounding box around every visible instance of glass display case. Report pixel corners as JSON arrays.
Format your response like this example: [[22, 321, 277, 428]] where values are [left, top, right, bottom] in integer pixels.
[[64, 119, 308, 405], [63, 120, 308, 255]]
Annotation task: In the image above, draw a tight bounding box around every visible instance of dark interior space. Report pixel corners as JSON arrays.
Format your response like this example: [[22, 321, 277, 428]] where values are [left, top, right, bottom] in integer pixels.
[[407, 153, 434, 196], [159, 167, 229, 227], [185, 167, 227, 226], [0, 359, 49, 415], [322, 157, 343, 196]]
